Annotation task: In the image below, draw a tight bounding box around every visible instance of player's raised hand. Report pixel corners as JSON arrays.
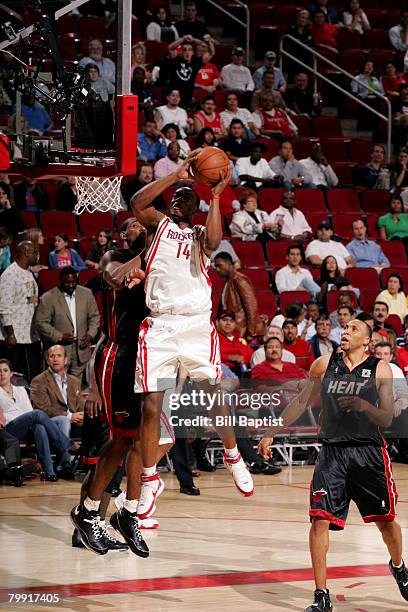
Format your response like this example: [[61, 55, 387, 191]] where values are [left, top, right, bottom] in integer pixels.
[[258, 436, 273, 459], [211, 165, 232, 197], [175, 148, 203, 180], [126, 267, 146, 289]]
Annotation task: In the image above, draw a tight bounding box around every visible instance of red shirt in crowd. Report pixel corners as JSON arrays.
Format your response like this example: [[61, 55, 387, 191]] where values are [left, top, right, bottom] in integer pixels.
[[218, 332, 253, 368], [283, 337, 314, 371], [311, 23, 338, 48], [251, 360, 308, 379], [195, 63, 220, 88], [193, 181, 237, 218], [396, 346, 408, 377]]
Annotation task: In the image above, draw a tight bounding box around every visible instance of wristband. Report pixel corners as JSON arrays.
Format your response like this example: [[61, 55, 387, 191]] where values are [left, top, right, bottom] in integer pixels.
[[212, 195, 220, 201]]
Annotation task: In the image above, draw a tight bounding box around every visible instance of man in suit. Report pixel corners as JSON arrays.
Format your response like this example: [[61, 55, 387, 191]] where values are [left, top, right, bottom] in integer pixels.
[[30, 344, 84, 438], [34, 266, 100, 378]]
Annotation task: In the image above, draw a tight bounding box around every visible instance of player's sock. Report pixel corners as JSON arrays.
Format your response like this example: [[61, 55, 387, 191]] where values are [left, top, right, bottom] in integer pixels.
[[124, 498, 138, 514], [224, 445, 239, 460], [143, 465, 157, 477], [392, 560, 404, 569], [84, 496, 100, 512]]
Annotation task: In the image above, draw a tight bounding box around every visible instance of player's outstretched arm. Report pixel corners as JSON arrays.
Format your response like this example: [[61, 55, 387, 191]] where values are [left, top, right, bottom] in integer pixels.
[[101, 251, 145, 290], [131, 149, 202, 229], [203, 166, 232, 255], [258, 355, 329, 459]]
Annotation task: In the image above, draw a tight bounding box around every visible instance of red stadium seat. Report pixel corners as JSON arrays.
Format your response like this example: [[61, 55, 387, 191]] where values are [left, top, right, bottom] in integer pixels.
[[233, 241, 265, 267], [58, 33, 79, 60], [321, 140, 349, 163], [331, 162, 353, 183], [312, 117, 343, 139], [192, 212, 208, 226], [292, 139, 316, 160], [78, 238, 95, 259], [272, 5, 297, 23], [349, 140, 374, 165], [327, 290, 359, 313], [332, 213, 360, 239], [386, 315, 403, 336], [279, 291, 311, 312], [327, 190, 360, 213], [346, 268, 381, 292], [369, 50, 396, 71], [340, 49, 365, 74], [291, 115, 312, 137], [79, 212, 115, 237], [145, 41, 169, 66], [40, 211, 77, 238], [208, 268, 225, 293], [79, 269, 98, 285], [244, 269, 270, 292], [19, 211, 37, 228], [56, 14, 78, 34], [360, 190, 390, 213], [78, 17, 108, 39], [336, 29, 362, 50], [360, 289, 380, 313], [380, 267, 408, 289], [366, 213, 381, 238], [257, 292, 278, 319], [117, 211, 133, 229], [253, 137, 280, 161], [258, 188, 285, 213], [363, 29, 388, 49], [380, 241, 407, 266], [38, 269, 60, 291], [365, 9, 386, 29], [267, 241, 299, 266], [308, 213, 330, 235], [295, 189, 326, 213]]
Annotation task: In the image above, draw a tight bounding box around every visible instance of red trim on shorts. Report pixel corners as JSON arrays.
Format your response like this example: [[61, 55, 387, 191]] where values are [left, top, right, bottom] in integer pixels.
[[82, 457, 98, 465], [362, 447, 398, 523], [210, 321, 221, 380], [138, 318, 149, 393], [145, 218, 169, 277], [309, 509, 346, 529], [109, 290, 117, 342], [363, 513, 396, 523], [160, 411, 175, 443], [111, 426, 140, 438]]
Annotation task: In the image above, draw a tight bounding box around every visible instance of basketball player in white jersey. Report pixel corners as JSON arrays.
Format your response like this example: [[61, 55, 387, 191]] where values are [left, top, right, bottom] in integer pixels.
[[131, 150, 254, 518]]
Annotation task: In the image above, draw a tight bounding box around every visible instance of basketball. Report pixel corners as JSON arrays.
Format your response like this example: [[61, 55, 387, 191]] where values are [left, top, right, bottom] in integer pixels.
[[190, 147, 230, 187]]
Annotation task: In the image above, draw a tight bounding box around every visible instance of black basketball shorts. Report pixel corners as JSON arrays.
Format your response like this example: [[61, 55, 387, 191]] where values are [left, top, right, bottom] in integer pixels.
[[81, 409, 110, 465]]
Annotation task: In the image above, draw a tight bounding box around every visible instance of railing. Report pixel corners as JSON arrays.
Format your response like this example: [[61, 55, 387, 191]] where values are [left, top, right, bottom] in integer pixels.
[[279, 34, 392, 162], [181, 0, 250, 60]]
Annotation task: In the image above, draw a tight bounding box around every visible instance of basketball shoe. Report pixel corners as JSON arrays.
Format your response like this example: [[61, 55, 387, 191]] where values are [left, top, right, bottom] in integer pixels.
[[99, 520, 129, 552], [223, 452, 254, 497], [389, 559, 408, 601], [137, 473, 164, 519], [114, 492, 159, 529], [70, 505, 108, 555], [110, 509, 149, 557], [304, 589, 332, 611]]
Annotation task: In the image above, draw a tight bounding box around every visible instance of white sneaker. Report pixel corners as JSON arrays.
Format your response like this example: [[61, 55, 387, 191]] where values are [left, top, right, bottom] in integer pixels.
[[114, 491, 126, 511], [137, 473, 164, 519], [139, 517, 159, 529], [223, 452, 254, 497]]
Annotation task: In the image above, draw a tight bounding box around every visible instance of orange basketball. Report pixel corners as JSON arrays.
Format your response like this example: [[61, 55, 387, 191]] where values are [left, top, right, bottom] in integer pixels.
[[190, 147, 230, 187]]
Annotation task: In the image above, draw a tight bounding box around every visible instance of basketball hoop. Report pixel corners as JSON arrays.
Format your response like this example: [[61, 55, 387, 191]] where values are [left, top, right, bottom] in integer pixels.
[[74, 175, 124, 215]]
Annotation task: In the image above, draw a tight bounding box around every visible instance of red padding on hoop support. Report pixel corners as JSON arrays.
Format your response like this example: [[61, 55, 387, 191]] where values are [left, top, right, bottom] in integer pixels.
[[0, 134, 10, 171], [115, 94, 138, 176]]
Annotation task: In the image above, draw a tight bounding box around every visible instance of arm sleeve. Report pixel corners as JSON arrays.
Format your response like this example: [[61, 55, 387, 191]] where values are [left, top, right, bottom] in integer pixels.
[[275, 269, 287, 293], [236, 276, 260, 337], [323, 164, 339, 187], [30, 377, 53, 415], [252, 111, 262, 129], [34, 295, 62, 343], [0, 272, 15, 327]]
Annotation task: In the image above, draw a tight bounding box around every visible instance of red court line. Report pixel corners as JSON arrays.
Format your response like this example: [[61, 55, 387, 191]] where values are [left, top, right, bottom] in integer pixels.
[[0, 564, 390, 602]]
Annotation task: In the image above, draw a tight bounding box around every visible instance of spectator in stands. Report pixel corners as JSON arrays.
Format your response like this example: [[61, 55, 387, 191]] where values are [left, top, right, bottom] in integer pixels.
[[269, 142, 313, 191], [316, 255, 357, 309], [14, 177, 50, 213], [305, 221, 355, 271], [251, 324, 296, 367], [309, 0, 338, 24], [220, 91, 259, 136], [299, 142, 338, 188], [275, 244, 320, 297], [374, 343, 408, 420], [217, 311, 253, 373], [131, 67, 155, 111], [376, 274, 408, 322], [48, 234, 86, 272], [230, 188, 279, 242], [372, 301, 393, 332], [194, 41, 220, 93], [220, 119, 251, 162], [0, 228, 11, 272], [396, 328, 408, 376], [351, 61, 384, 132], [196, 127, 217, 148], [285, 10, 313, 80], [393, 148, 408, 193], [282, 319, 314, 370], [151, 46, 179, 85], [22, 228, 47, 275], [330, 304, 354, 344], [84, 229, 114, 270], [251, 70, 290, 113], [0, 242, 41, 382], [154, 89, 189, 138], [138, 119, 167, 162], [347, 219, 390, 271], [309, 314, 339, 358], [162, 123, 191, 158], [0, 182, 23, 237], [378, 195, 408, 241], [382, 62, 408, 100], [220, 47, 255, 93], [330, 291, 360, 327], [235, 143, 277, 190], [18, 93, 52, 135], [165, 37, 210, 104], [252, 51, 286, 93], [0, 359, 72, 482], [389, 10, 408, 52], [284, 73, 322, 118], [311, 9, 344, 54], [269, 190, 313, 241], [79, 39, 115, 84], [211, 240, 241, 268], [55, 177, 77, 212], [392, 85, 408, 151], [146, 6, 179, 43], [82, 64, 114, 147], [35, 266, 100, 378], [131, 43, 149, 80], [154, 142, 185, 180], [354, 143, 391, 189], [121, 163, 166, 211], [298, 301, 323, 340], [176, 1, 209, 39], [251, 336, 308, 379], [30, 345, 84, 439], [252, 93, 298, 142], [214, 252, 264, 338], [193, 95, 224, 137], [85, 63, 115, 103], [342, 0, 370, 34]]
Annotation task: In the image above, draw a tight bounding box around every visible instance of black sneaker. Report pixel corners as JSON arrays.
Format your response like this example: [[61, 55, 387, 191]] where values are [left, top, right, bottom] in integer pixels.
[[389, 559, 408, 601], [99, 520, 129, 552], [70, 505, 108, 555], [304, 589, 332, 611], [110, 509, 149, 558], [72, 528, 85, 548]]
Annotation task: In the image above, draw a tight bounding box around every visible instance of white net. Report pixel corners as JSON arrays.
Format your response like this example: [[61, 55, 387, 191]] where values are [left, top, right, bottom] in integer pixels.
[[74, 176, 124, 215]]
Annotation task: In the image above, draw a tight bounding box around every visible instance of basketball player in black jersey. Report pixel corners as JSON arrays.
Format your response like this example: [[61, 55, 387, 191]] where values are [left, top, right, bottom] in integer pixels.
[[71, 218, 172, 556], [259, 320, 408, 611]]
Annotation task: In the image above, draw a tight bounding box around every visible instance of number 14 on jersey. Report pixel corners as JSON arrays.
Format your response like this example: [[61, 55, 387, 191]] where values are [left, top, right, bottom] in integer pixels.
[[176, 243, 191, 260]]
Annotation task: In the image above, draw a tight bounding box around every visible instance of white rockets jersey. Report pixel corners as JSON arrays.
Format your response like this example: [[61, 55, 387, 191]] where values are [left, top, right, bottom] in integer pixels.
[[144, 216, 212, 316]]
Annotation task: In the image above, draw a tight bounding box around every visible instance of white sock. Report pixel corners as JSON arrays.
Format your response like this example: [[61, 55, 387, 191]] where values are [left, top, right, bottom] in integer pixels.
[[124, 498, 138, 513], [393, 560, 404, 569], [225, 445, 239, 459], [84, 496, 100, 512], [143, 465, 157, 477]]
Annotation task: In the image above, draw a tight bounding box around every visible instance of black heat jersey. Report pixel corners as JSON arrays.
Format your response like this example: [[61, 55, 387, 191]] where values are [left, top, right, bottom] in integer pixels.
[[320, 352, 382, 445]]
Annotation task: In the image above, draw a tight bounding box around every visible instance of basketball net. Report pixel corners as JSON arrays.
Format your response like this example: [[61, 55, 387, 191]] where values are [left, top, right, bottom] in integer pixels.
[[74, 176, 124, 215]]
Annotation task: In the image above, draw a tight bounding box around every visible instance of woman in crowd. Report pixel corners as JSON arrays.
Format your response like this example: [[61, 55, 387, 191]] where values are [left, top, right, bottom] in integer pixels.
[[23, 227, 48, 273], [49, 233, 86, 271], [146, 6, 179, 43], [342, 0, 371, 34], [317, 255, 357, 310], [0, 359, 72, 481], [131, 43, 150, 80], [378, 195, 408, 241], [161, 123, 191, 158], [197, 127, 217, 148], [392, 148, 408, 191], [230, 189, 281, 243], [85, 228, 114, 269], [381, 62, 408, 99], [376, 274, 408, 322]]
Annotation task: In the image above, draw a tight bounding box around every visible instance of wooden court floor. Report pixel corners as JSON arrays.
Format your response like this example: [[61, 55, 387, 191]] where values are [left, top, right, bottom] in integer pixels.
[[2, 465, 408, 611]]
